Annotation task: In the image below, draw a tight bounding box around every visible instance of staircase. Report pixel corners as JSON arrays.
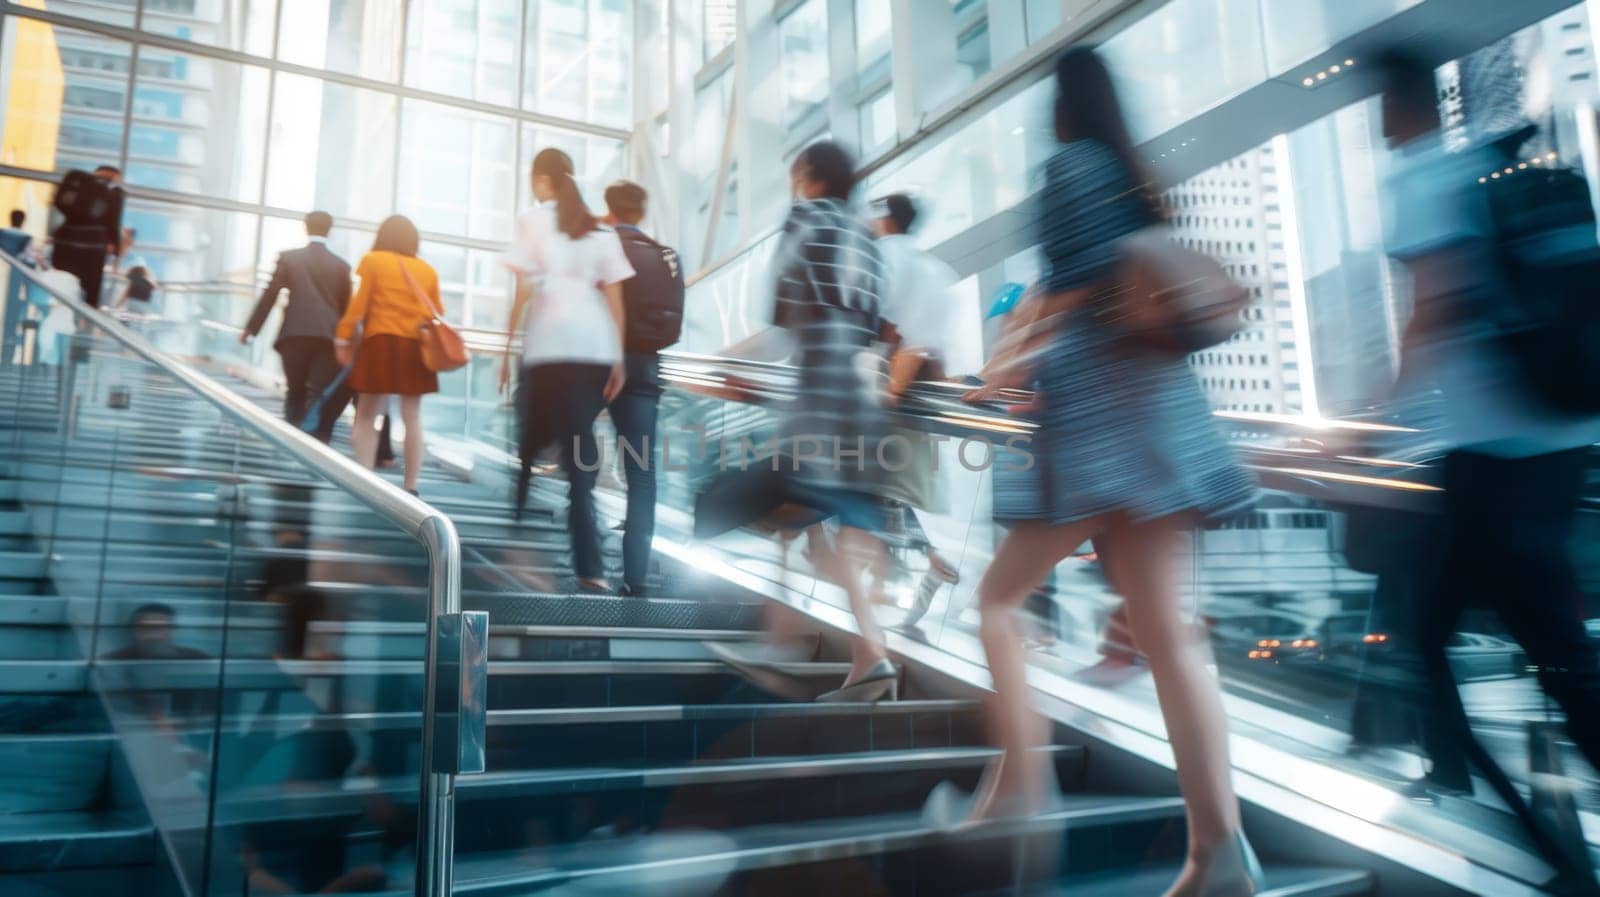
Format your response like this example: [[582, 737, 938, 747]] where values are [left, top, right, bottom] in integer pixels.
[[0, 348, 1376, 896]]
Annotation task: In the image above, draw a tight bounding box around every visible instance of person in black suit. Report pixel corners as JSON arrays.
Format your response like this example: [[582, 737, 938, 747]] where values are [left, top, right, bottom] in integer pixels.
[[50, 165, 124, 308], [241, 211, 352, 442]]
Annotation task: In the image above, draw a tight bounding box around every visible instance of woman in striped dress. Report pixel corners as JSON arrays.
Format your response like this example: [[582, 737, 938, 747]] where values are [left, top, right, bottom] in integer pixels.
[[953, 47, 1260, 897]]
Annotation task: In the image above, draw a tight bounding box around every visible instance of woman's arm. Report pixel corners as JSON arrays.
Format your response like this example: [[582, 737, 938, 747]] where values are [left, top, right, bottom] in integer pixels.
[[965, 284, 1092, 399]]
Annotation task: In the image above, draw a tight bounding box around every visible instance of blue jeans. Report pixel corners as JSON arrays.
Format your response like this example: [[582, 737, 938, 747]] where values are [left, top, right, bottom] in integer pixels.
[[608, 353, 661, 591]]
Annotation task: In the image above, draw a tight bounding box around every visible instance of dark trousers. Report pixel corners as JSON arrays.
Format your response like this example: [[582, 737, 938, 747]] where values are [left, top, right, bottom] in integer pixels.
[[376, 411, 395, 464], [517, 362, 611, 580], [608, 353, 661, 591], [1416, 448, 1598, 790], [278, 337, 343, 443], [50, 238, 107, 308]]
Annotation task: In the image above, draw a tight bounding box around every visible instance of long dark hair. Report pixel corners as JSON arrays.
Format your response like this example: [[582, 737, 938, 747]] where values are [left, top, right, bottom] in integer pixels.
[[1054, 47, 1159, 211], [371, 215, 420, 257], [532, 148, 596, 239]]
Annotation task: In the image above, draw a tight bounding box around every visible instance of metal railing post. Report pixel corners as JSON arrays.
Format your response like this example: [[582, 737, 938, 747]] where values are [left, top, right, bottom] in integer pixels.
[[416, 512, 464, 897]]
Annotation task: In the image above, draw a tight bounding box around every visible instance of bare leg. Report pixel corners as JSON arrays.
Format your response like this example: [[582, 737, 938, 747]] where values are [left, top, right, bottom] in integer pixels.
[[809, 525, 892, 681], [398, 395, 424, 492], [973, 519, 1097, 811], [350, 393, 383, 470], [1103, 517, 1242, 895], [838, 526, 892, 679], [768, 528, 812, 648]]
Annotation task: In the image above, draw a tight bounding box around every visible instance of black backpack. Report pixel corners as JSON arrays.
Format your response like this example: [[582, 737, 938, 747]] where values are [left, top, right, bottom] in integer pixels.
[[1484, 160, 1600, 414], [615, 227, 685, 352]]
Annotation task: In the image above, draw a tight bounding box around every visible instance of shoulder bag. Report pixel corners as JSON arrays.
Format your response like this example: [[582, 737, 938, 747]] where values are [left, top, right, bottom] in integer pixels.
[[1108, 227, 1249, 355], [395, 258, 469, 372]]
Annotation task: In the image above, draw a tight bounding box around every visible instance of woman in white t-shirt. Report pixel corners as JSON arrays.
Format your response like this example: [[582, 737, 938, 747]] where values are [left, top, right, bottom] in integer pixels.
[[502, 148, 635, 591]]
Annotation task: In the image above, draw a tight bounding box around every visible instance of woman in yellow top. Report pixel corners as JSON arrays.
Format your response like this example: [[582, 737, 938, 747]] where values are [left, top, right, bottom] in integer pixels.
[[335, 215, 440, 495]]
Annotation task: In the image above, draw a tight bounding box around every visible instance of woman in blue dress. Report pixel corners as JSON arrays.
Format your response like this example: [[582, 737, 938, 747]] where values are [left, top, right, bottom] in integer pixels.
[[958, 47, 1260, 897]]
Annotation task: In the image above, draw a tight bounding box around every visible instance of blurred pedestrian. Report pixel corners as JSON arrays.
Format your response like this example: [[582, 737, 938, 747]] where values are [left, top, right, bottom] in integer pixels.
[[49, 165, 124, 308], [112, 264, 158, 311], [707, 141, 900, 702], [1377, 46, 1600, 894], [937, 47, 1261, 897], [335, 215, 439, 495], [502, 148, 633, 591], [601, 180, 684, 597], [1, 209, 35, 362], [868, 191, 962, 626], [242, 210, 353, 443]]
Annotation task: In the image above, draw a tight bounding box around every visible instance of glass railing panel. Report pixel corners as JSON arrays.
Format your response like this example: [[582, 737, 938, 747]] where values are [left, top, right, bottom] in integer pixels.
[[201, 464, 430, 896], [0, 252, 452, 896], [643, 359, 1600, 887], [650, 360, 828, 603]]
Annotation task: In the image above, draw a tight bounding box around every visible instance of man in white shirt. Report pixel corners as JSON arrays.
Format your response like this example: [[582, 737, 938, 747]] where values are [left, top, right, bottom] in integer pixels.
[[868, 193, 965, 626], [871, 193, 969, 384], [499, 148, 633, 591]]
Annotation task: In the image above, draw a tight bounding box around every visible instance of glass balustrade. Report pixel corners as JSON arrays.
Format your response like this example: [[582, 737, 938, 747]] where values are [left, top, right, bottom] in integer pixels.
[[0, 251, 461, 897]]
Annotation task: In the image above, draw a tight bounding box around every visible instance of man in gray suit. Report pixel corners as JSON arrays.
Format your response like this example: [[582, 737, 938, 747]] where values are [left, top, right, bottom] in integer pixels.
[[242, 211, 352, 442]]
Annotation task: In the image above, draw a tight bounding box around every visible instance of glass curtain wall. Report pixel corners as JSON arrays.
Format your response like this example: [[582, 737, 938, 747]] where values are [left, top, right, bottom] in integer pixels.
[[0, 0, 633, 438], [657, 0, 1600, 874]]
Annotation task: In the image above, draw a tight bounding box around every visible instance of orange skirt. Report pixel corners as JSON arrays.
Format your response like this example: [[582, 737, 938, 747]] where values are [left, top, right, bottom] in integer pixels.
[[348, 334, 438, 396]]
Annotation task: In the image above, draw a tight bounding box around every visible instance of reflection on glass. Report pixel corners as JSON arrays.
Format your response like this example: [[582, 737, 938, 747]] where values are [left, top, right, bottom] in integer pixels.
[[128, 48, 271, 204], [779, 0, 829, 132], [678, 230, 780, 353], [141, 0, 278, 57], [403, 0, 519, 106], [0, 23, 131, 177], [524, 0, 633, 128], [0, 281, 436, 893], [277, 0, 404, 81], [265, 74, 398, 223], [397, 100, 514, 241]]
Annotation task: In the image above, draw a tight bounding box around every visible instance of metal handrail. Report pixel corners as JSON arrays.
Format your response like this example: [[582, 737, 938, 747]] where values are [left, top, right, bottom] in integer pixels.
[[0, 251, 463, 897]]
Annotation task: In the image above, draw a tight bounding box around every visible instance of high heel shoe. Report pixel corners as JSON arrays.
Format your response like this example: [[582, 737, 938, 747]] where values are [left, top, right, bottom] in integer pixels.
[[923, 752, 1065, 831], [1166, 831, 1264, 897], [704, 641, 814, 700], [900, 561, 960, 629], [816, 658, 898, 702]]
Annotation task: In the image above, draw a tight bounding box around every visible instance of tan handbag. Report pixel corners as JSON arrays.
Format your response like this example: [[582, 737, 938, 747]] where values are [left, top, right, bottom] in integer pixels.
[[1106, 227, 1249, 355], [395, 258, 469, 372]]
